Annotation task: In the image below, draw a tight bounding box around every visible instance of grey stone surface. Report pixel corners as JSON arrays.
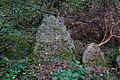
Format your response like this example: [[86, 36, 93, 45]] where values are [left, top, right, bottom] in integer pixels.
[[116, 56, 120, 68], [83, 43, 105, 66], [33, 15, 75, 64]]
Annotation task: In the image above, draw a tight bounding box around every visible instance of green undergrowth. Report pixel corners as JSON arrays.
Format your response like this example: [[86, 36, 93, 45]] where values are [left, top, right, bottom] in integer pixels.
[[0, 58, 117, 80], [51, 61, 117, 80], [105, 48, 120, 68], [105, 48, 120, 58], [0, 57, 38, 80], [0, 28, 35, 60]]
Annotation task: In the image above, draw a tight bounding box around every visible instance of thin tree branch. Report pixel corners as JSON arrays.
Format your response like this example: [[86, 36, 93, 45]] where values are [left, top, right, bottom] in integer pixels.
[[98, 35, 113, 46]]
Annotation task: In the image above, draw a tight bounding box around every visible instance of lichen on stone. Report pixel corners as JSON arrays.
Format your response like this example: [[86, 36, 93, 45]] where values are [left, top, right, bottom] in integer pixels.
[[33, 15, 76, 64], [83, 43, 106, 66]]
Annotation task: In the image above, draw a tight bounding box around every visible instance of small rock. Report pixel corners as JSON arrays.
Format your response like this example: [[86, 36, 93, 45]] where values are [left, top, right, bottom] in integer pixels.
[[116, 56, 120, 68], [83, 43, 105, 66]]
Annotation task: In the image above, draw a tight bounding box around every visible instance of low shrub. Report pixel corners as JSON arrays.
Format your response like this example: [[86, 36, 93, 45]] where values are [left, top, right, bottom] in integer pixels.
[[105, 48, 120, 68], [0, 28, 34, 59], [51, 61, 117, 80], [51, 61, 88, 80], [0, 57, 38, 80]]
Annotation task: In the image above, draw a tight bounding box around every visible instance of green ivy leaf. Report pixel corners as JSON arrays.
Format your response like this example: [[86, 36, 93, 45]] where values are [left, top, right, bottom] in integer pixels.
[[52, 77, 58, 80], [12, 76, 16, 79], [79, 75, 85, 79], [63, 77, 70, 80], [67, 69, 72, 77], [72, 73, 79, 77]]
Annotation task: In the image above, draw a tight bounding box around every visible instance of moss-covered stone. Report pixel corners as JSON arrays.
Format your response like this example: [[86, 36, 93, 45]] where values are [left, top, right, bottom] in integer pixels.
[[83, 43, 106, 67], [0, 35, 32, 59], [32, 16, 76, 64]]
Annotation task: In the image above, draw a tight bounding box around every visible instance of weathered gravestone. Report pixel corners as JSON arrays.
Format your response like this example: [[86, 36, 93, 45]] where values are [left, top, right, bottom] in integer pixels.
[[33, 15, 75, 64], [83, 43, 105, 66]]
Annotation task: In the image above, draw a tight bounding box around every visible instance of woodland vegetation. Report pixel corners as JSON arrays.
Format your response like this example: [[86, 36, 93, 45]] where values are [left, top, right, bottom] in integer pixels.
[[0, 0, 120, 80]]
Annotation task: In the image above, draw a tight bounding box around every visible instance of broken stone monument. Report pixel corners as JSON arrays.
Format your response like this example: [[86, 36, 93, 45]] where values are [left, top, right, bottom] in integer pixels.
[[33, 15, 75, 64], [83, 43, 105, 66]]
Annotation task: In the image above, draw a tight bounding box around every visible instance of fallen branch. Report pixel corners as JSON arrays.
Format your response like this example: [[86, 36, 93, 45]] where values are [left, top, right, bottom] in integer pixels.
[[98, 11, 120, 46]]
